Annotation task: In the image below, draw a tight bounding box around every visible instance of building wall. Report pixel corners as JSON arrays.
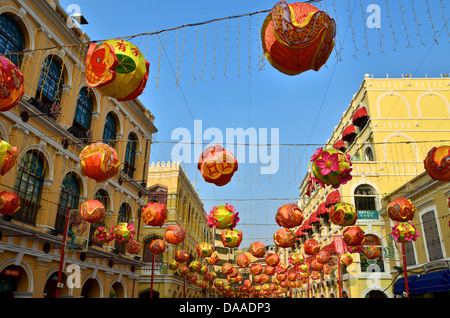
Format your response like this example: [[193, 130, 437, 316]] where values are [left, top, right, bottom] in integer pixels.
[[0, 0, 157, 298]]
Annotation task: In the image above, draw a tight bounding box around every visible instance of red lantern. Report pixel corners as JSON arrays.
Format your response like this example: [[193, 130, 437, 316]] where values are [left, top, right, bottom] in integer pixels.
[[142, 202, 168, 227], [387, 198, 415, 223], [221, 262, 234, 276], [197, 145, 238, 186], [275, 203, 303, 228], [164, 225, 186, 245], [236, 254, 250, 268], [188, 275, 197, 284], [0, 191, 20, 216], [261, 1, 336, 76], [0, 56, 25, 112], [92, 226, 112, 245], [304, 239, 320, 255], [264, 266, 276, 276], [273, 227, 295, 248], [205, 251, 219, 265], [424, 145, 450, 181], [80, 200, 105, 223], [322, 264, 332, 275], [316, 250, 330, 264], [174, 250, 190, 263], [179, 265, 189, 276], [249, 242, 266, 258], [196, 242, 213, 258], [311, 259, 323, 271], [79, 142, 120, 182], [0, 140, 18, 176], [265, 253, 280, 267], [149, 239, 165, 255], [364, 246, 380, 260], [126, 240, 141, 255], [250, 263, 263, 275], [221, 228, 243, 248], [227, 267, 239, 278], [330, 202, 358, 226], [168, 259, 179, 270], [343, 226, 365, 246]]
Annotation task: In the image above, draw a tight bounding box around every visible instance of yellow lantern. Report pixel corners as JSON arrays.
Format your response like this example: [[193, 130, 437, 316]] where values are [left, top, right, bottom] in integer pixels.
[[0, 140, 18, 176]]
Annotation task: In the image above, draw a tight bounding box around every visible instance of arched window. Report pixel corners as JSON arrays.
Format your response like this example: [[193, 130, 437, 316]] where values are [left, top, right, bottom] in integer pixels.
[[13, 150, 45, 225], [70, 87, 93, 142], [55, 172, 80, 234], [124, 133, 137, 178], [0, 13, 25, 66], [35, 55, 64, 115], [354, 184, 377, 212], [115, 203, 131, 253], [364, 147, 374, 161], [103, 113, 117, 147]]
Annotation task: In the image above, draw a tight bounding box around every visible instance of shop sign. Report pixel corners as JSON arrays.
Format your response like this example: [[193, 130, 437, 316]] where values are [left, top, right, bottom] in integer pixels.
[[357, 210, 378, 219], [423, 261, 449, 272], [3, 269, 19, 276], [334, 235, 345, 256]]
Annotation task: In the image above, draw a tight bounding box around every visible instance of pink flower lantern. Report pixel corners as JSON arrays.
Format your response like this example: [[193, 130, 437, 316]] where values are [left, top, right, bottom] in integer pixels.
[[310, 148, 352, 188], [391, 222, 419, 243], [206, 204, 239, 230]]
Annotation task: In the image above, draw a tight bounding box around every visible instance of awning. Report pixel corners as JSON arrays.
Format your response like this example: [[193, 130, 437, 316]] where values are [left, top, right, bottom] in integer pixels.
[[393, 269, 450, 295], [342, 124, 356, 142], [295, 227, 306, 238], [316, 202, 329, 218], [326, 190, 341, 207], [309, 211, 321, 224], [302, 219, 313, 232], [352, 107, 369, 127], [393, 275, 418, 295], [333, 139, 346, 152]]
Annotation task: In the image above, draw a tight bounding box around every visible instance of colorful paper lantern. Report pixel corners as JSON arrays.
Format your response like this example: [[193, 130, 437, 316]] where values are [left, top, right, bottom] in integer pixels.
[[423, 145, 450, 181], [221, 262, 234, 276], [196, 242, 214, 258], [343, 226, 365, 246], [275, 261, 288, 274], [304, 239, 320, 255], [112, 222, 135, 243], [80, 200, 106, 224], [310, 148, 353, 188], [0, 56, 25, 112], [288, 252, 304, 266], [188, 275, 197, 284], [141, 202, 168, 227], [79, 142, 120, 182], [126, 240, 141, 255], [236, 254, 250, 268], [391, 222, 419, 243], [363, 246, 380, 260], [311, 260, 323, 271], [273, 227, 295, 248], [0, 140, 18, 176], [227, 267, 239, 278], [322, 264, 332, 275], [249, 241, 267, 258], [174, 250, 190, 263], [261, 1, 336, 76], [340, 253, 353, 266], [265, 253, 280, 267], [168, 259, 179, 271], [179, 265, 189, 276], [149, 239, 165, 255], [316, 250, 330, 264], [330, 202, 358, 226], [0, 191, 20, 216], [250, 263, 263, 275], [204, 271, 216, 282], [213, 279, 225, 291], [264, 266, 276, 276], [92, 226, 112, 245], [85, 39, 149, 101], [205, 251, 220, 266], [221, 228, 243, 248], [206, 204, 239, 229], [275, 203, 303, 228], [189, 260, 202, 273], [164, 225, 186, 245], [387, 198, 415, 223], [197, 145, 238, 187], [299, 264, 309, 273]]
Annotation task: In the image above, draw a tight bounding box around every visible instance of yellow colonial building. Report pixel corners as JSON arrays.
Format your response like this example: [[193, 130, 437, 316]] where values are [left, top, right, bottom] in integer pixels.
[[0, 0, 157, 298], [296, 74, 450, 298], [140, 161, 213, 298]]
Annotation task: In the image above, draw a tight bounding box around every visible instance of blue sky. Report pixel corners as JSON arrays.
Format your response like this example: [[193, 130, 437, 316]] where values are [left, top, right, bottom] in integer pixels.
[[60, 0, 450, 247]]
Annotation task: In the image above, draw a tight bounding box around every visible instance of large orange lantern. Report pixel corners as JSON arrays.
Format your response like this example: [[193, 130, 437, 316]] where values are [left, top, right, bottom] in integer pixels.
[[387, 198, 415, 223], [236, 254, 250, 268], [126, 240, 141, 255], [316, 250, 330, 264], [275, 203, 303, 228], [221, 262, 234, 276], [261, 1, 336, 76], [179, 265, 189, 276], [304, 239, 320, 255], [264, 266, 276, 276], [196, 242, 214, 257], [85, 39, 149, 101], [311, 259, 323, 271], [343, 226, 365, 246], [0, 56, 25, 112], [80, 200, 106, 224], [197, 145, 238, 187], [265, 253, 280, 267], [322, 264, 332, 275], [164, 225, 186, 245], [310, 148, 353, 188], [330, 202, 358, 226], [0, 191, 20, 216], [205, 251, 220, 265], [391, 222, 419, 243], [112, 222, 135, 243], [189, 260, 202, 273], [423, 145, 450, 181], [141, 202, 168, 227], [79, 142, 120, 182], [206, 204, 239, 229], [249, 241, 266, 258], [0, 141, 18, 176], [92, 226, 112, 244], [273, 227, 295, 248], [221, 228, 243, 248], [250, 263, 263, 275], [363, 246, 381, 260], [149, 239, 165, 255], [174, 250, 190, 263]]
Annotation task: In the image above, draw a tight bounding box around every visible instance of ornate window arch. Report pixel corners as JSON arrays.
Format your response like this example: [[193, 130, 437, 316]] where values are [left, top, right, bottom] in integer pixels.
[[55, 172, 80, 234], [34, 55, 64, 117], [0, 13, 25, 66], [103, 112, 117, 147], [69, 87, 93, 142]]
